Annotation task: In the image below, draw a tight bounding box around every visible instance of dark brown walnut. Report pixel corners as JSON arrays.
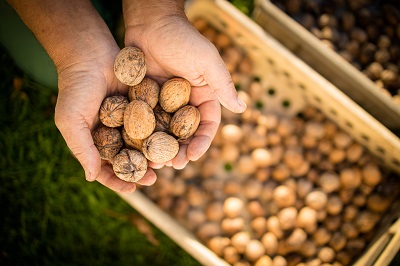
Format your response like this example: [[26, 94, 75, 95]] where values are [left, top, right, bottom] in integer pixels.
[[142, 132, 179, 163], [121, 128, 144, 152], [93, 126, 123, 160], [99, 95, 128, 127], [114, 46, 146, 86], [153, 105, 172, 132], [170, 105, 200, 140], [112, 149, 147, 182], [124, 100, 155, 140], [128, 78, 160, 109], [159, 77, 191, 112]]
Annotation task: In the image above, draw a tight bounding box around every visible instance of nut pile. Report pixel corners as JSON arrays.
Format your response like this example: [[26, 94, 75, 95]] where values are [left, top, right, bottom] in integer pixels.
[[271, 0, 400, 104], [138, 19, 400, 266], [93, 46, 200, 182]]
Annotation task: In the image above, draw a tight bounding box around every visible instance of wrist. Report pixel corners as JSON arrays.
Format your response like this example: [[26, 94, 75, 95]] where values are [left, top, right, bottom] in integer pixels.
[[123, 0, 186, 46]]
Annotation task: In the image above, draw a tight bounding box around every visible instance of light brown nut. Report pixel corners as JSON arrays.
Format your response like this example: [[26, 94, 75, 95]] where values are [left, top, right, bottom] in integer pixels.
[[93, 126, 123, 160], [128, 78, 160, 108], [124, 100, 155, 140], [153, 105, 172, 132], [121, 128, 144, 152], [170, 105, 200, 140], [112, 149, 147, 182], [114, 46, 146, 86], [159, 77, 191, 112], [99, 95, 128, 127], [142, 132, 179, 163]]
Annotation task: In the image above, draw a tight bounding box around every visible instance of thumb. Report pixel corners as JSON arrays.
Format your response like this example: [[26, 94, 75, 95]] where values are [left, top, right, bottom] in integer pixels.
[[55, 115, 101, 182], [203, 52, 247, 113]]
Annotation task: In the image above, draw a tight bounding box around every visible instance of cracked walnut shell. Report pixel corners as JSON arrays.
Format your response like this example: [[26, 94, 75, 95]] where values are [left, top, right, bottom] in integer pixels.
[[99, 95, 128, 127], [128, 77, 160, 109], [170, 105, 200, 140], [112, 149, 147, 182], [114, 46, 147, 86], [159, 77, 191, 112], [142, 132, 179, 163], [124, 100, 155, 140], [93, 126, 123, 160]]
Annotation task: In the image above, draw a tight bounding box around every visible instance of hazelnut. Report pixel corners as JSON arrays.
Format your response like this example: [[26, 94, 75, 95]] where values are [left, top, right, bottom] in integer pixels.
[[223, 197, 244, 218], [231, 231, 251, 254], [159, 77, 191, 113], [99, 95, 128, 127], [124, 100, 155, 140], [153, 105, 172, 132], [114, 46, 146, 86], [121, 128, 144, 151], [93, 126, 123, 160], [112, 149, 147, 182], [142, 132, 179, 163], [170, 105, 200, 140], [245, 240, 265, 262], [128, 77, 160, 109]]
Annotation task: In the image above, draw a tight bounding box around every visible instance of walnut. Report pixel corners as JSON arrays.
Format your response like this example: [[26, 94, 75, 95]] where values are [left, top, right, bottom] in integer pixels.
[[112, 149, 147, 182], [99, 95, 128, 127], [114, 46, 146, 86], [124, 100, 155, 140], [170, 105, 200, 140], [128, 77, 160, 109], [93, 126, 123, 160], [159, 77, 191, 112], [153, 105, 172, 132], [121, 128, 144, 152], [142, 132, 179, 163]]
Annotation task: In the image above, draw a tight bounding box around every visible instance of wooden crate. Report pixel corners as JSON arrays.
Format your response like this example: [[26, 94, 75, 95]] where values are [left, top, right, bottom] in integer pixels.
[[118, 0, 400, 265], [252, 0, 400, 135]]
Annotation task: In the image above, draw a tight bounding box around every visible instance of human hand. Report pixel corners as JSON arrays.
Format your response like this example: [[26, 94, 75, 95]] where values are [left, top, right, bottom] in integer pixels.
[[8, 0, 157, 193], [123, 0, 247, 169]]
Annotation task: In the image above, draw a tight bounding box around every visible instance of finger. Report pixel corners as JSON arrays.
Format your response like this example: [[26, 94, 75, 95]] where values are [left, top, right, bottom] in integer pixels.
[[136, 168, 157, 186], [148, 161, 165, 169], [187, 86, 221, 161], [96, 164, 137, 193], [202, 51, 247, 113], [55, 115, 101, 182], [172, 142, 190, 169]]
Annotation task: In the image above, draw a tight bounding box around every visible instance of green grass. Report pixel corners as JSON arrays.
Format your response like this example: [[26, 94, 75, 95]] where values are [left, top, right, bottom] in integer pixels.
[[0, 47, 200, 266]]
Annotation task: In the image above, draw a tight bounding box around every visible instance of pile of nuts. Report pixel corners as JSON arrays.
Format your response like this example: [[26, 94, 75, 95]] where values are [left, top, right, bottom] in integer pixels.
[[138, 19, 400, 266], [271, 0, 400, 104], [93, 46, 200, 182]]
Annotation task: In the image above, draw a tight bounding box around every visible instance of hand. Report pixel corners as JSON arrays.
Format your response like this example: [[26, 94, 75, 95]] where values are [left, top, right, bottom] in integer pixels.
[[54, 34, 157, 193], [123, 1, 247, 169], [7, 0, 158, 193]]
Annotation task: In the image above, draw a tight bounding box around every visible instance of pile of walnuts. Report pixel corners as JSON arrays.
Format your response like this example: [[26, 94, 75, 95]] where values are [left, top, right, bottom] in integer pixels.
[[93, 47, 200, 182]]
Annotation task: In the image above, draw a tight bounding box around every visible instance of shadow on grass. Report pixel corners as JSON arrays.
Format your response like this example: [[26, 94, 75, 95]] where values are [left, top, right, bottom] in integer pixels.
[[0, 46, 201, 266]]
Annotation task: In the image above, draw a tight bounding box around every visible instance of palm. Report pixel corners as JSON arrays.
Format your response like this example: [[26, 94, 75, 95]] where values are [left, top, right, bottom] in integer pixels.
[[125, 16, 226, 169]]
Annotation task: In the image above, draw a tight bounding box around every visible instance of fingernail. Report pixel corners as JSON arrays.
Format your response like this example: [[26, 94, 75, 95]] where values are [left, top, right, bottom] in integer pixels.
[[238, 97, 247, 109], [85, 170, 94, 182]]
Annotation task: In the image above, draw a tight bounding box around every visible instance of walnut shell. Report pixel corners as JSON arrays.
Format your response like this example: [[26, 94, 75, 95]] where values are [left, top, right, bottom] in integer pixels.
[[99, 95, 128, 127], [128, 78, 160, 108], [159, 77, 191, 112], [114, 46, 146, 86], [170, 105, 200, 140], [112, 149, 147, 182], [142, 132, 179, 163], [124, 100, 155, 140], [93, 126, 123, 160], [153, 105, 172, 132], [121, 128, 144, 152]]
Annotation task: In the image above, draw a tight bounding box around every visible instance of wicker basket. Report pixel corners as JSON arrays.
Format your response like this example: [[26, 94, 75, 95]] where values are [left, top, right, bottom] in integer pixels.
[[252, 0, 400, 135], [118, 0, 400, 265]]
